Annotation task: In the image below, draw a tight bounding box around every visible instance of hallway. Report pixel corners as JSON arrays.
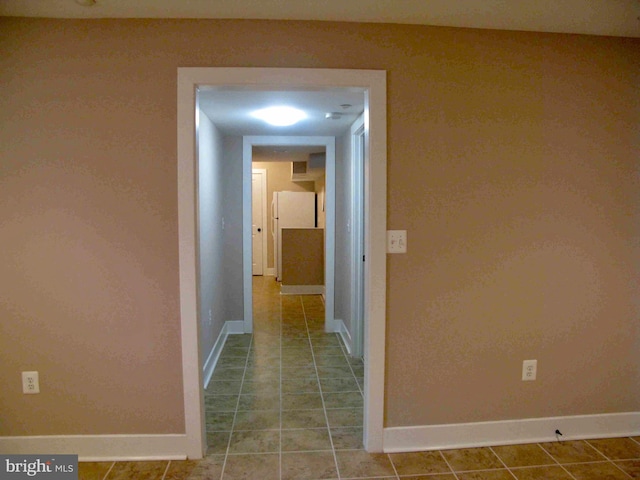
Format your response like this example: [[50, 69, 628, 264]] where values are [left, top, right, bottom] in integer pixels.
[[205, 276, 365, 478]]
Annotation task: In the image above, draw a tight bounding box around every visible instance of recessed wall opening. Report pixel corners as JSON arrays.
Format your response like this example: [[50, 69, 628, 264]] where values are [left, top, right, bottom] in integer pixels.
[[177, 68, 387, 458]]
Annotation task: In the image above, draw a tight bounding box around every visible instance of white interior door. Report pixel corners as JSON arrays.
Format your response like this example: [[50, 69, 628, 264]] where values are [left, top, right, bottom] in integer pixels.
[[252, 170, 266, 275]]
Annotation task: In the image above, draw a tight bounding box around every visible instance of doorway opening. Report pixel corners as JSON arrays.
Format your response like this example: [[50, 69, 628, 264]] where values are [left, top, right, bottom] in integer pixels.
[[252, 145, 327, 287], [243, 135, 336, 334], [177, 68, 387, 458]]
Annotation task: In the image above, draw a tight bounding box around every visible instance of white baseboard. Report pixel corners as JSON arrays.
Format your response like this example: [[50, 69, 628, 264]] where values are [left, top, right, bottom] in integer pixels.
[[383, 412, 640, 453], [265, 268, 275, 276], [0, 434, 188, 462], [202, 331, 226, 389], [280, 285, 325, 295], [1, 320, 251, 462], [224, 320, 245, 334], [203, 320, 246, 389], [335, 319, 352, 355]]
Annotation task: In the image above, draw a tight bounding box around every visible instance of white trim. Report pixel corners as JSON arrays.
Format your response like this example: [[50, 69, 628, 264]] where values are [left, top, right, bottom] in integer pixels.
[[0, 435, 189, 462], [363, 69, 387, 453], [280, 284, 325, 295], [224, 320, 245, 334], [350, 114, 365, 359], [244, 135, 336, 337], [202, 320, 246, 388], [335, 319, 353, 355], [178, 68, 387, 454], [265, 268, 275, 276], [202, 330, 226, 389], [177, 69, 206, 459], [383, 412, 640, 453]]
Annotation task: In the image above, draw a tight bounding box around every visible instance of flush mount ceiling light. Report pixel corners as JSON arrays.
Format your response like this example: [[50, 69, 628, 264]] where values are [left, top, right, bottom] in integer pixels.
[[75, 0, 97, 5], [251, 106, 307, 127]]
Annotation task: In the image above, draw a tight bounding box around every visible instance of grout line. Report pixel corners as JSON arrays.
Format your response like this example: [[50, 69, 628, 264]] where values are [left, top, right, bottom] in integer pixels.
[[219, 334, 254, 480], [610, 460, 635, 479], [534, 442, 560, 465], [336, 333, 365, 398], [301, 295, 342, 480], [101, 461, 115, 480], [583, 439, 612, 461], [535, 442, 579, 480], [583, 439, 634, 480], [386, 453, 401, 480], [488, 446, 518, 479], [531, 459, 633, 467], [160, 460, 171, 480], [585, 437, 633, 478], [452, 466, 528, 474], [438, 450, 461, 480]]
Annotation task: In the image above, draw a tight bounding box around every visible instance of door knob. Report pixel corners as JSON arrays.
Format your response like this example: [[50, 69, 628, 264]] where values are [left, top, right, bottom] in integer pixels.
[[257, 228, 262, 232]]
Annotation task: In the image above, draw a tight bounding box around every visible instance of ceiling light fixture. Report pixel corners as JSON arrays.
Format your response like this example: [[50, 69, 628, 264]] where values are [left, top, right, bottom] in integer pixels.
[[325, 112, 343, 120], [75, 0, 97, 5], [251, 106, 307, 127]]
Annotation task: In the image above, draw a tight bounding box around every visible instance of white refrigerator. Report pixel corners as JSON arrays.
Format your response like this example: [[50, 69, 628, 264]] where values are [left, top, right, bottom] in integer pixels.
[[271, 191, 317, 281]]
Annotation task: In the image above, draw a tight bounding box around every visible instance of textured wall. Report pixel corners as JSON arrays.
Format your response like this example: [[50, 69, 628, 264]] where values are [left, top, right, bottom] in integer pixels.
[[0, 17, 638, 436], [197, 112, 226, 368]]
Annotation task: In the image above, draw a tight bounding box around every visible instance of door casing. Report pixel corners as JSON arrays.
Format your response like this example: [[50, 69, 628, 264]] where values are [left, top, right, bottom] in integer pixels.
[[350, 115, 366, 358], [177, 67, 387, 457], [243, 136, 335, 335]]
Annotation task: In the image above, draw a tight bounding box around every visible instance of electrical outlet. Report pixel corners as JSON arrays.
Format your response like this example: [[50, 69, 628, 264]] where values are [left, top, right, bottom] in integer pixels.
[[22, 371, 40, 394], [208, 309, 213, 326], [387, 230, 407, 254], [522, 360, 537, 381]]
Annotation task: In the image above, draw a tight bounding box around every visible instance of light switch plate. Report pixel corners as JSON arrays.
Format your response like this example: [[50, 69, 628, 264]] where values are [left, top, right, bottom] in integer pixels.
[[387, 230, 407, 254]]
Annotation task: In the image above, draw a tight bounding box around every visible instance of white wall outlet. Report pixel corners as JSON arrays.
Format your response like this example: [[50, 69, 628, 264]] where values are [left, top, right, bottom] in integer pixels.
[[208, 308, 213, 326], [387, 230, 407, 254], [522, 359, 537, 381], [22, 371, 40, 394]]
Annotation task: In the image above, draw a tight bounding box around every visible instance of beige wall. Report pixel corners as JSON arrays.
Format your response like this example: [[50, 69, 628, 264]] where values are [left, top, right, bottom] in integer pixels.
[[281, 229, 324, 286], [0, 17, 638, 437], [253, 158, 316, 269]]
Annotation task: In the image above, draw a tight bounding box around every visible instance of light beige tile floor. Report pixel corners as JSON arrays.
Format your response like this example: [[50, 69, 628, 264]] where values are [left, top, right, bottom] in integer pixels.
[[78, 277, 640, 480]]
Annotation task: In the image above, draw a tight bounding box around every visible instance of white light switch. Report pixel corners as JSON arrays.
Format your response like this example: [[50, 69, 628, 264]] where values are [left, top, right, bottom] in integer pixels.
[[387, 230, 407, 254]]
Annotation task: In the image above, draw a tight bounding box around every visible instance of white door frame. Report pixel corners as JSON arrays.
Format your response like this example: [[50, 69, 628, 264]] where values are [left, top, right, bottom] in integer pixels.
[[251, 168, 268, 276], [177, 68, 387, 457], [244, 136, 335, 335], [350, 115, 365, 358]]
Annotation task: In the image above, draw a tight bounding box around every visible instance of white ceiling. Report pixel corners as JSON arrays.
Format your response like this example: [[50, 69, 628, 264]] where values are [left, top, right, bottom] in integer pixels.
[[198, 88, 365, 137], [1, 0, 639, 38]]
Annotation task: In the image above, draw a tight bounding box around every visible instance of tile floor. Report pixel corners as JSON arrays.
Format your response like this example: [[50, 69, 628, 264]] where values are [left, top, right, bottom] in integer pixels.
[[79, 277, 640, 479]]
